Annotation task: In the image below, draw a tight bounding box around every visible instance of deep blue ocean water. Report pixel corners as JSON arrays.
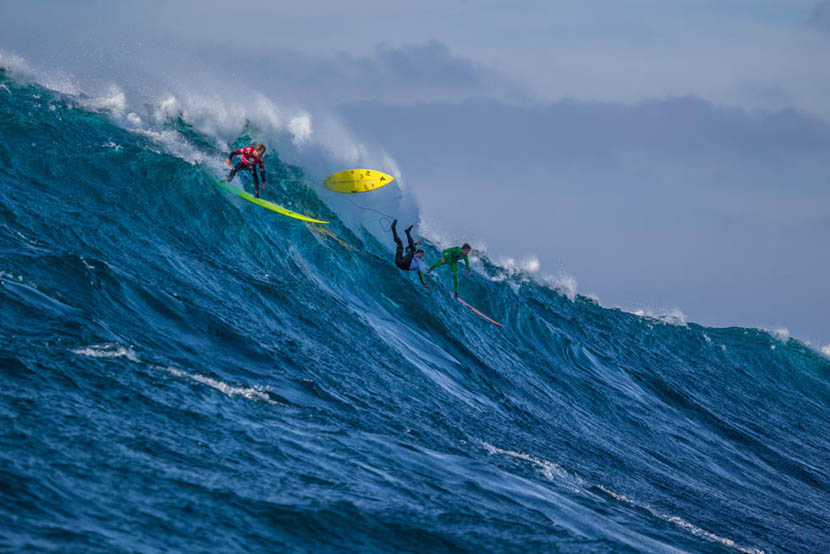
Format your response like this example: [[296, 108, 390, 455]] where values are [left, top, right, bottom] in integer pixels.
[[1, 72, 828, 553]]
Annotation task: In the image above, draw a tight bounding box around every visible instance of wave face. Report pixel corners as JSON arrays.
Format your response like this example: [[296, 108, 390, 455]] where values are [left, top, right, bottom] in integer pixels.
[[1, 73, 828, 554]]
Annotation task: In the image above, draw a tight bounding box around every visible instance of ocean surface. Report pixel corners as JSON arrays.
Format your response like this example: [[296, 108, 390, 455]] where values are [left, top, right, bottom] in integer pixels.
[[1, 71, 828, 553]]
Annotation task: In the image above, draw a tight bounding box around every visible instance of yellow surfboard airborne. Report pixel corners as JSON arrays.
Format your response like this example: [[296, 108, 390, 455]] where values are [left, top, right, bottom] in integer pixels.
[[215, 181, 329, 224], [323, 169, 395, 194]]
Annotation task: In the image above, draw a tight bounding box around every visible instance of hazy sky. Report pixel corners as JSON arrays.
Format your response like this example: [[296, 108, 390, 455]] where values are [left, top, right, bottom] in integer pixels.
[[2, 0, 828, 344]]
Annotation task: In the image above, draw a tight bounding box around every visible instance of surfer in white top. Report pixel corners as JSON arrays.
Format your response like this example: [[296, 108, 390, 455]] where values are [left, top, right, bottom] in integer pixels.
[[391, 220, 429, 288]]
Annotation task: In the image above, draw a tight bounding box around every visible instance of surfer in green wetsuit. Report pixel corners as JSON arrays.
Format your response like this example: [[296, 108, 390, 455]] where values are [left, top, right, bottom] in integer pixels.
[[429, 243, 471, 297]]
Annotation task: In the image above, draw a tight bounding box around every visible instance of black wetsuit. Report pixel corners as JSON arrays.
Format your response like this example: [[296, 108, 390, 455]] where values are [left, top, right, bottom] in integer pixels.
[[393, 223, 417, 270], [228, 161, 260, 188], [392, 221, 427, 286]]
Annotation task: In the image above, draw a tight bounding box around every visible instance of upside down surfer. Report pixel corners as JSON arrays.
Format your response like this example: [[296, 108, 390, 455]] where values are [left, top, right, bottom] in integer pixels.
[[225, 143, 267, 198], [391, 220, 429, 288]]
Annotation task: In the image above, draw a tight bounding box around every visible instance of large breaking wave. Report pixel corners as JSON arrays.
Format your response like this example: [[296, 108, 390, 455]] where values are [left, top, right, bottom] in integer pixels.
[[1, 66, 828, 553]]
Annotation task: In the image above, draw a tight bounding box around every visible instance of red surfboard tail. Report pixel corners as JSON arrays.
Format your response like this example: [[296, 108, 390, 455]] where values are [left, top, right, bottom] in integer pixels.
[[456, 296, 504, 327]]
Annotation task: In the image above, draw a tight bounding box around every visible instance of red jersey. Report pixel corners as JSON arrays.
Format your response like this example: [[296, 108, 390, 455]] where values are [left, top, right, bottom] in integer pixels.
[[229, 147, 265, 172]]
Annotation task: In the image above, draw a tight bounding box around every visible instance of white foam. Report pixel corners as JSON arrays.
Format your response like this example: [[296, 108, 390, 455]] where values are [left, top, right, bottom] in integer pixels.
[[41, 74, 81, 96], [379, 151, 404, 189], [153, 93, 233, 135], [146, 92, 399, 173], [768, 328, 790, 342], [70, 344, 282, 406], [416, 218, 458, 252], [496, 256, 541, 276], [129, 127, 209, 166], [594, 484, 765, 554], [154, 95, 183, 122], [481, 441, 765, 554], [0, 51, 80, 96], [126, 112, 143, 126], [0, 270, 44, 290], [313, 113, 397, 170], [164, 367, 280, 406], [624, 307, 688, 327], [1, 50, 408, 198], [80, 84, 128, 116], [72, 343, 138, 362], [0, 51, 33, 76], [488, 253, 579, 301], [821, 345, 830, 357], [102, 141, 123, 151], [488, 257, 536, 284], [288, 113, 312, 146], [544, 272, 578, 301], [0, 270, 22, 282], [481, 442, 581, 492]]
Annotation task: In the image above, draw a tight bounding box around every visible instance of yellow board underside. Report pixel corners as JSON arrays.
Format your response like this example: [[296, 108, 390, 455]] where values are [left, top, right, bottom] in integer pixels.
[[323, 169, 395, 194]]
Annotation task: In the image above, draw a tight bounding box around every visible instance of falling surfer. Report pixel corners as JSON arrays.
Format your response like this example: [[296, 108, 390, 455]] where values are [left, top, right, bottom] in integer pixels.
[[391, 220, 429, 289], [225, 143, 267, 198], [429, 243, 471, 298]]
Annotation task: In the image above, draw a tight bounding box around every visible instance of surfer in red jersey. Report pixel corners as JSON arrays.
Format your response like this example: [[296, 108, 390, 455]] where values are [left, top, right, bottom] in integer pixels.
[[225, 143, 267, 198]]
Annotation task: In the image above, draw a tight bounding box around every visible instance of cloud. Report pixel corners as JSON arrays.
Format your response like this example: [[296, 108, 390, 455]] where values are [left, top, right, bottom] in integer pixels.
[[361, 41, 481, 88], [811, 1, 830, 32], [340, 96, 830, 199], [203, 41, 518, 106]]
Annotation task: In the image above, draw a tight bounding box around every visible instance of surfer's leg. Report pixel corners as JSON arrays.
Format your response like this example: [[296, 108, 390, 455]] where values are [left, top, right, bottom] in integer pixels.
[[391, 220, 410, 268], [451, 263, 459, 296], [227, 161, 245, 182], [391, 220, 403, 247], [395, 244, 408, 268], [404, 227, 416, 251], [251, 166, 261, 198]]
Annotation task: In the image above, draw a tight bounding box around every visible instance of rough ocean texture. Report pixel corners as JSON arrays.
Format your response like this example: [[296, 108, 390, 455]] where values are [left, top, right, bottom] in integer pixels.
[[1, 73, 828, 553]]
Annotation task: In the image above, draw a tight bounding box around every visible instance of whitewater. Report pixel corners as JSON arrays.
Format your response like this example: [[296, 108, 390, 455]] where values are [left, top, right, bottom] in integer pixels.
[[1, 67, 828, 554]]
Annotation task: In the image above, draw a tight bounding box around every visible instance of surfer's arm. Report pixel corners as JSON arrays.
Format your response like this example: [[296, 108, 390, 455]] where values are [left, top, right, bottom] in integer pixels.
[[418, 271, 429, 288], [259, 160, 266, 184], [463, 254, 471, 274], [226, 149, 241, 164]]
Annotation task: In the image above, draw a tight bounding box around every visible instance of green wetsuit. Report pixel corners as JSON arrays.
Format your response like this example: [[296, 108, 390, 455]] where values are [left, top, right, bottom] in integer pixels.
[[429, 246, 469, 295]]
